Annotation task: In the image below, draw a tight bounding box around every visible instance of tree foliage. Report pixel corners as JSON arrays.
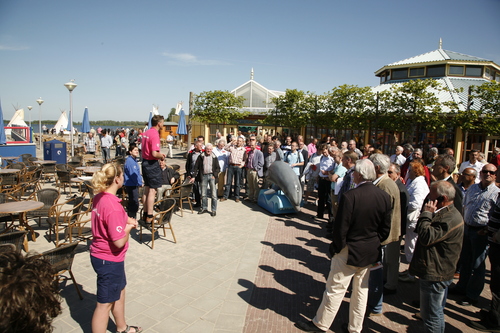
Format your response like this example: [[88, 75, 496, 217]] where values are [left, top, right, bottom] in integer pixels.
[[322, 85, 376, 130], [470, 81, 500, 135], [192, 90, 246, 125], [265, 89, 316, 131]]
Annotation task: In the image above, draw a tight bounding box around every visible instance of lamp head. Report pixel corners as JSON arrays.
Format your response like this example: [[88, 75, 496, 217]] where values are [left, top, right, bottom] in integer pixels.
[[64, 80, 77, 92], [36, 98, 44, 105], [27, 106, 33, 110]]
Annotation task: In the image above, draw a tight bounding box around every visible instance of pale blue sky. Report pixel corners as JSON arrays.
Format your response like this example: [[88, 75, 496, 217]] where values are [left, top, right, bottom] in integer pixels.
[[1, 0, 499, 122]]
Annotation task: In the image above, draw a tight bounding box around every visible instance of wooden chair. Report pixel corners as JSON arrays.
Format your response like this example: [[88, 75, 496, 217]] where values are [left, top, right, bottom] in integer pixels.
[[41, 162, 57, 183], [47, 196, 85, 247], [0, 230, 27, 253], [20, 153, 32, 163], [26, 189, 61, 227], [139, 198, 176, 249], [64, 204, 92, 244], [168, 181, 194, 217], [55, 170, 75, 194], [40, 242, 83, 300]]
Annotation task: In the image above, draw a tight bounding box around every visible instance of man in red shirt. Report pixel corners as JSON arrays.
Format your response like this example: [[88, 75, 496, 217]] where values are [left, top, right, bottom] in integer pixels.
[[141, 115, 165, 223]]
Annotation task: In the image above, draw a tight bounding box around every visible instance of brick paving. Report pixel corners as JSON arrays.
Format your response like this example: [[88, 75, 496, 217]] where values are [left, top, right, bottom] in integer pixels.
[[243, 201, 493, 333]]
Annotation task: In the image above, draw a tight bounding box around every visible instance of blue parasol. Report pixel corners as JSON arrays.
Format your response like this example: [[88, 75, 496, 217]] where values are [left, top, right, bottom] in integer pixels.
[[147, 111, 153, 129], [177, 108, 187, 135], [81, 107, 91, 133], [0, 100, 6, 145]]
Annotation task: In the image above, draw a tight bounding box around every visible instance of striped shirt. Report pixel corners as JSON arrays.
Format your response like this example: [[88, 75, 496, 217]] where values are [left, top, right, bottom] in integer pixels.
[[463, 182, 500, 227]]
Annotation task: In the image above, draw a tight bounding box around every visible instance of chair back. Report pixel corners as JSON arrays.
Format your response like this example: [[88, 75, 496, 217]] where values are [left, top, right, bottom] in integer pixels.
[[20, 154, 32, 163], [8, 162, 26, 171], [155, 198, 176, 226], [0, 231, 27, 253], [27, 157, 39, 166], [42, 162, 56, 173], [56, 170, 71, 182], [32, 188, 60, 207], [179, 182, 193, 198], [67, 161, 81, 169], [41, 242, 79, 274], [82, 180, 95, 200], [56, 164, 69, 172], [1, 173, 18, 186], [86, 161, 104, 168]]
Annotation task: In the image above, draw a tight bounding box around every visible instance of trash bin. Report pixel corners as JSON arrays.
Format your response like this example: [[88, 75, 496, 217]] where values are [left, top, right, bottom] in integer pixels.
[[44, 140, 67, 164]]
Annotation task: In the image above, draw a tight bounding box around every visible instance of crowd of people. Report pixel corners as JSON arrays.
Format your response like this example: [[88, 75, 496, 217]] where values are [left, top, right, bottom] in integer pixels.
[[182, 131, 500, 333]]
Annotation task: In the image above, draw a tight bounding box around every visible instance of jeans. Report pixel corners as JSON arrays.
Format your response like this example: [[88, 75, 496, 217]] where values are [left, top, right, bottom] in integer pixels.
[[102, 147, 111, 163], [420, 279, 452, 333], [456, 226, 489, 300], [367, 265, 384, 314], [224, 165, 242, 199], [201, 173, 217, 212]]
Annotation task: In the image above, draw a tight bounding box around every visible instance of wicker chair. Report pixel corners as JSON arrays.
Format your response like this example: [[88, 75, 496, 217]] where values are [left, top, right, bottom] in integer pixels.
[[64, 204, 92, 244], [0, 243, 15, 253], [139, 198, 176, 249], [168, 181, 194, 217], [40, 242, 83, 300], [0, 230, 27, 253], [26, 189, 61, 227], [41, 162, 57, 183], [46, 196, 85, 247], [55, 170, 76, 194], [20, 154, 32, 163]]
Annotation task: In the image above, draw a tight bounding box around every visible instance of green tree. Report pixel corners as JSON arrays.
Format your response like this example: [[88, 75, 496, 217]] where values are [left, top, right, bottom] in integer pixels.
[[192, 90, 247, 125], [470, 81, 500, 135], [167, 108, 176, 122], [385, 79, 450, 140], [265, 89, 315, 132], [322, 85, 376, 130]]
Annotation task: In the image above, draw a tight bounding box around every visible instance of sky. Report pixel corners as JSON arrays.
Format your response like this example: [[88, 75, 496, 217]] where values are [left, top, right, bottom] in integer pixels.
[[1, 0, 499, 123]]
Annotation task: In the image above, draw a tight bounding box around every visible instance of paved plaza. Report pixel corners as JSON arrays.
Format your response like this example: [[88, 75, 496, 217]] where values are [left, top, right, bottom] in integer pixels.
[[23, 146, 492, 332]]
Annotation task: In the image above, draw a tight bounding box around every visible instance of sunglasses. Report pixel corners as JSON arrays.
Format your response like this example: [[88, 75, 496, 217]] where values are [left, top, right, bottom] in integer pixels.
[[481, 170, 496, 175]]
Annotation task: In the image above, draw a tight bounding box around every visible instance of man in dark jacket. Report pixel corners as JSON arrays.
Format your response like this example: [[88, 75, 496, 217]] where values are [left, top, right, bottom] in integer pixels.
[[186, 142, 203, 207], [409, 180, 464, 333], [295, 159, 392, 333], [189, 143, 220, 217]]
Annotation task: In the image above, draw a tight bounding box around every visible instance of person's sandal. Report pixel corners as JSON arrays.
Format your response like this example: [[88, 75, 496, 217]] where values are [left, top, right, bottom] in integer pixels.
[[116, 325, 143, 333]]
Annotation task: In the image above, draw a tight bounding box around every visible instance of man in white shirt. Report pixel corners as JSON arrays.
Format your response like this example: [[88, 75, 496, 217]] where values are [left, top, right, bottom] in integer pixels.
[[166, 131, 174, 158], [390, 146, 406, 166], [459, 149, 486, 183]]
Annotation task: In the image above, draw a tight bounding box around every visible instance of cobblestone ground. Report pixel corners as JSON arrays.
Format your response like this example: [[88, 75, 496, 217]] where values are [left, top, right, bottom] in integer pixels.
[[243, 201, 492, 333]]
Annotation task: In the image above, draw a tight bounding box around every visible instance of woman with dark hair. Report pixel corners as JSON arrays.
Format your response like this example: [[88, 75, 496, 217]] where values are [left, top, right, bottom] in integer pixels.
[[400, 160, 430, 283], [124, 144, 142, 219], [90, 163, 142, 333]]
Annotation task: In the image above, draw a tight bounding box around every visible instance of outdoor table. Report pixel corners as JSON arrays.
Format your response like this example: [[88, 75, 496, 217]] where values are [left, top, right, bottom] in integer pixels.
[[0, 169, 21, 174], [32, 160, 57, 165], [76, 166, 101, 175], [0, 200, 44, 251]]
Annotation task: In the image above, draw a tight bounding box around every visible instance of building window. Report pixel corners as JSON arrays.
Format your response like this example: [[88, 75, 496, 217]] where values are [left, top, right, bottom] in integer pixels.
[[427, 65, 446, 77], [449, 65, 464, 75], [485, 68, 493, 80], [409, 67, 425, 77], [466, 65, 482, 77], [392, 68, 408, 79]]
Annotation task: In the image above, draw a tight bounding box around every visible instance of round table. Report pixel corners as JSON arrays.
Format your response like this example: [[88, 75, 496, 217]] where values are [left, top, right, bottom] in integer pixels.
[[0, 201, 44, 251], [0, 169, 21, 174], [76, 166, 101, 175], [32, 160, 57, 165]]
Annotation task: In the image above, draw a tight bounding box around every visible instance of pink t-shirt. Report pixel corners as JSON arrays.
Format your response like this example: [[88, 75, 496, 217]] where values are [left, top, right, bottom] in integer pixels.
[[141, 128, 161, 160], [90, 192, 129, 262]]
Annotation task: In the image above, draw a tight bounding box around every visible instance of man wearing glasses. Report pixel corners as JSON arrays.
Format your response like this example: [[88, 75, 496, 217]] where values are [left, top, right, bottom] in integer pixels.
[[450, 164, 499, 306], [458, 168, 477, 197]]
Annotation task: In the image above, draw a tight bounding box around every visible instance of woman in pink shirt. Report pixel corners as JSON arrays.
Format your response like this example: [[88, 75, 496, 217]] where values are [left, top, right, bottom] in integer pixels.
[[90, 163, 142, 333]]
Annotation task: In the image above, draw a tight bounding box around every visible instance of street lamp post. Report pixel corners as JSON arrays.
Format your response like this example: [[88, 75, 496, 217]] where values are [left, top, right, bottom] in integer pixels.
[[27, 106, 33, 144], [27, 106, 32, 128], [64, 80, 77, 156], [36, 98, 43, 152]]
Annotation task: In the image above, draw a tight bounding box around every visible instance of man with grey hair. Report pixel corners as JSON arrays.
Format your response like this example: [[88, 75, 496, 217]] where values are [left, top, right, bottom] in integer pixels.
[[295, 159, 392, 333], [390, 145, 406, 166], [427, 147, 439, 169], [432, 154, 463, 212], [367, 154, 402, 313], [348, 139, 363, 159], [190, 142, 220, 217]]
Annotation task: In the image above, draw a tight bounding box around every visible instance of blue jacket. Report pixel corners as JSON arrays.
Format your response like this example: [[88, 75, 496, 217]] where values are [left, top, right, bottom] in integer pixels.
[[124, 155, 143, 186]]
